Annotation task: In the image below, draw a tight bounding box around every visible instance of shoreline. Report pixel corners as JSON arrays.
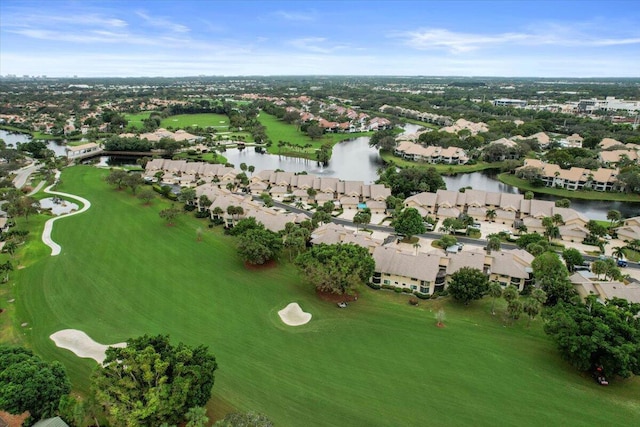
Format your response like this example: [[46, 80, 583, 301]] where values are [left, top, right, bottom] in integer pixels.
[[497, 172, 640, 203]]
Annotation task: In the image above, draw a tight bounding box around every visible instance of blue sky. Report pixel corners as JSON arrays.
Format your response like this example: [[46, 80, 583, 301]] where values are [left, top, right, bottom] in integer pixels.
[[1, 0, 639, 77]]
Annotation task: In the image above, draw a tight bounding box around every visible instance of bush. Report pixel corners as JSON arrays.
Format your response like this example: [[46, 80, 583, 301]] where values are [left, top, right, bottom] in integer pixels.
[[414, 292, 431, 300], [368, 282, 381, 290], [408, 297, 419, 306], [194, 210, 209, 218], [402, 288, 413, 294], [184, 204, 196, 211], [381, 284, 393, 290], [393, 287, 403, 293]]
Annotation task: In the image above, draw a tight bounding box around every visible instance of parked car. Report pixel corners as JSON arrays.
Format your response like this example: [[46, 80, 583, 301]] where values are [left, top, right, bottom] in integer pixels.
[[617, 259, 628, 267]]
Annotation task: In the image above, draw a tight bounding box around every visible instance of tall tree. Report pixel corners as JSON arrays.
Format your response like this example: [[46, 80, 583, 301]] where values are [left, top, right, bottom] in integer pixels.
[[105, 169, 129, 190], [488, 281, 503, 315], [353, 210, 371, 233], [0, 346, 71, 424], [295, 243, 374, 295], [237, 228, 282, 265], [91, 334, 217, 427], [178, 187, 197, 205], [486, 236, 501, 253], [532, 252, 576, 305], [523, 298, 542, 327], [392, 207, 426, 240], [607, 209, 621, 228], [447, 267, 489, 305], [124, 173, 144, 195], [562, 248, 584, 272]]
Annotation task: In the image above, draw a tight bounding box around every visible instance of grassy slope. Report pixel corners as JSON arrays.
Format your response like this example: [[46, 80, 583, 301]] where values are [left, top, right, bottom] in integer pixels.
[[10, 166, 640, 426], [258, 112, 372, 159], [498, 173, 640, 202]]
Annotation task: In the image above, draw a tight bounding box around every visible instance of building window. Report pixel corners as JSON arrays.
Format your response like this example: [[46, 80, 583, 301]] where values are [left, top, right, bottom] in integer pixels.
[[383, 280, 390, 285], [411, 285, 417, 291]]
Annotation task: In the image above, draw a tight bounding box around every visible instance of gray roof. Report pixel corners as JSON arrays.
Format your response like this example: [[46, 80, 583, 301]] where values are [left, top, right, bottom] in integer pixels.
[[33, 417, 69, 427]]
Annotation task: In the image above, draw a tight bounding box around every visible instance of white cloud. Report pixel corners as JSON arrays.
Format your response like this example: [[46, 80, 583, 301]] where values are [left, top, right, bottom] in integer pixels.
[[135, 10, 190, 33], [396, 25, 640, 53], [273, 10, 315, 21]]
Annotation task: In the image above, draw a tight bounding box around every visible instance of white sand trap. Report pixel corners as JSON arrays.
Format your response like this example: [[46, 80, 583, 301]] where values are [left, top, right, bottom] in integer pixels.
[[50, 329, 126, 364], [278, 302, 312, 326]]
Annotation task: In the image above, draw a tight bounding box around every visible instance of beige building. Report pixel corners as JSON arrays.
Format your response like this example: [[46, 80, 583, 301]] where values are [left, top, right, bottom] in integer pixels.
[[571, 271, 640, 304], [371, 246, 533, 296]]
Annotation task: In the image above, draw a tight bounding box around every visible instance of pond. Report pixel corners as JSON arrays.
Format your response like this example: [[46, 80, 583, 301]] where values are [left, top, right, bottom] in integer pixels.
[[0, 129, 69, 156], [443, 170, 639, 221], [222, 136, 384, 184]]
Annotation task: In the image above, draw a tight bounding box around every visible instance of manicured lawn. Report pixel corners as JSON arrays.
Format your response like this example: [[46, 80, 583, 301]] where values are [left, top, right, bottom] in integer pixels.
[[258, 112, 372, 160], [8, 166, 640, 426], [380, 150, 507, 174], [124, 111, 153, 129], [161, 113, 229, 130], [498, 173, 640, 202]]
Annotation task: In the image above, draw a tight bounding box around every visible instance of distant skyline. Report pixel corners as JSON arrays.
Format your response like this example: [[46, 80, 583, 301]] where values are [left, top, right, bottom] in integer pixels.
[[1, 0, 639, 78]]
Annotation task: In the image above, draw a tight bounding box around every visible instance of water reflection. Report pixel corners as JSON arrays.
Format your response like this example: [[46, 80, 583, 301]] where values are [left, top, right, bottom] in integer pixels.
[[222, 136, 383, 183]]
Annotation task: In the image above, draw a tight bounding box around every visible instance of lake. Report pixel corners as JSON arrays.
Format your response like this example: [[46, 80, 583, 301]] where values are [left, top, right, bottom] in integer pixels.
[[2, 128, 636, 220]]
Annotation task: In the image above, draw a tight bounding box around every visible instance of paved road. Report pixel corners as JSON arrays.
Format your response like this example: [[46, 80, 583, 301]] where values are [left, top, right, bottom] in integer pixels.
[[41, 173, 92, 256], [269, 198, 640, 270], [12, 160, 41, 189]]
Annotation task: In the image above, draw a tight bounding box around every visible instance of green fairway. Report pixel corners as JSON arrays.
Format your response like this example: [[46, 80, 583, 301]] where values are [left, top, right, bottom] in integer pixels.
[[258, 112, 372, 160], [161, 113, 229, 130], [9, 166, 640, 426], [124, 111, 153, 129]]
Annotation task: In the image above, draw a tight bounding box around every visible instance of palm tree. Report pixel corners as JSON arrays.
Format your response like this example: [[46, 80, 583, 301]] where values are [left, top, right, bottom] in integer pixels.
[[607, 209, 622, 228], [612, 246, 625, 261], [523, 298, 541, 327], [488, 281, 502, 315], [486, 236, 501, 254], [212, 206, 223, 219], [485, 209, 497, 222], [226, 182, 235, 193], [552, 213, 564, 225], [413, 242, 422, 255]]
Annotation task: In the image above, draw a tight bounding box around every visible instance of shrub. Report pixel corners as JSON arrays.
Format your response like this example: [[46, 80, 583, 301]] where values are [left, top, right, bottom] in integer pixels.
[[414, 292, 431, 300], [194, 211, 209, 218], [393, 287, 403, 293], [368, 282, 381, 290], [408, 297, 419, 306], [402, 288, 413, 294], [184, 204, 196, 212]]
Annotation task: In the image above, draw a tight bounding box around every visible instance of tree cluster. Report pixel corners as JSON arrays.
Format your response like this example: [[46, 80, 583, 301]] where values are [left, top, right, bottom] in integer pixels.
[[91, 334, 217, 427], [295, 243, 375, 295], [0, 346, 71, 424], [544, 296, 640, 379]]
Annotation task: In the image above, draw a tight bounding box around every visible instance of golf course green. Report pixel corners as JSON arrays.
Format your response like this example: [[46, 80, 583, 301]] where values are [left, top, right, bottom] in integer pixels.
[[7, 166, 640, 426]]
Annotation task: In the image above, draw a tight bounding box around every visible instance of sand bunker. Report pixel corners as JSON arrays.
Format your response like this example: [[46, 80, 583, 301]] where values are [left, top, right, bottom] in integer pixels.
[[50, 329, 126, 364], [278, 302, 312, 326]]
